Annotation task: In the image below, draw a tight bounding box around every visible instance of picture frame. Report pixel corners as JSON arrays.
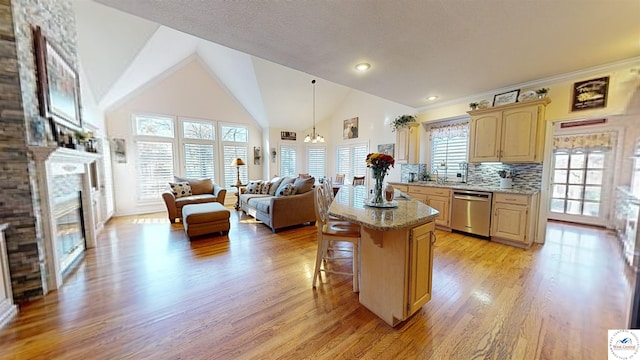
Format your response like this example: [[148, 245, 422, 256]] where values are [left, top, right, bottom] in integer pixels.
[[343, 117, 358, 139], [281, 131, 296, 141], [33, 26, 82, 131], [113, 138, 126, 164], [571, 76, 609, 112], [492, 90, 520, 107], [377, 143, 395, 157]]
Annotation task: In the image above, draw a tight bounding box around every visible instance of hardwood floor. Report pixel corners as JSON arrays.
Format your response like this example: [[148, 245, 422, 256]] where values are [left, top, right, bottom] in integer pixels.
[[0, 212, 631, 359]]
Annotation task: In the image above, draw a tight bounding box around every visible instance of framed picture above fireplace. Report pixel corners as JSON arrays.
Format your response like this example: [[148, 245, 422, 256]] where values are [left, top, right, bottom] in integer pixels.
[[33, 26, 82, 131]]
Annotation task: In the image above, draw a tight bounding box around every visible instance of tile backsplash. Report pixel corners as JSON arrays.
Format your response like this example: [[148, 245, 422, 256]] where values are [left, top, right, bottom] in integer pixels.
[[400, 163, 542, 191]]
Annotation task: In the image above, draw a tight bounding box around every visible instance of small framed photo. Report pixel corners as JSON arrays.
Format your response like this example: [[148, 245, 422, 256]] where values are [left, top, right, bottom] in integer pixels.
[[281, 131, 296, 141], [493, 89, 520, 107], [377, 143, 395, 157]]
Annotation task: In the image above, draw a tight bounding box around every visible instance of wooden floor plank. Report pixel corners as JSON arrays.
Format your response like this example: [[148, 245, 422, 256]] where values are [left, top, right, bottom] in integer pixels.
[[0, 212, 631, 359]]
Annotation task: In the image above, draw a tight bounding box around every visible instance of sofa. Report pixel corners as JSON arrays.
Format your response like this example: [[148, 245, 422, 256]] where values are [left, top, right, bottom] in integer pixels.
[[162, 177, 227, 222], [240, 176, 316, 232]]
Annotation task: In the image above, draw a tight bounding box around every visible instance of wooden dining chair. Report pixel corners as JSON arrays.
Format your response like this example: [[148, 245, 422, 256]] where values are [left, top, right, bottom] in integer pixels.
[[312, 186, 360, 292], [334, 174, 345, 185], [352, 176, 365, 186]]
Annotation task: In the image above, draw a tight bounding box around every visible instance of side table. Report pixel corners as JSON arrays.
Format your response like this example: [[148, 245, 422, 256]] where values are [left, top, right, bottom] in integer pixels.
[[231, 184, 246, 211]]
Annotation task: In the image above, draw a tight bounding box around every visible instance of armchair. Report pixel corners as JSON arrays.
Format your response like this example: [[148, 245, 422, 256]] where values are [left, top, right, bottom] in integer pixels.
[[162, 178, 227, 222]]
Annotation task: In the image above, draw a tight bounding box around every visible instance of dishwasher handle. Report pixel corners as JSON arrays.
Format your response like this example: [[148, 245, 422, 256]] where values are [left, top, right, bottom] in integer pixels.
[[453, 194, 490, 202]]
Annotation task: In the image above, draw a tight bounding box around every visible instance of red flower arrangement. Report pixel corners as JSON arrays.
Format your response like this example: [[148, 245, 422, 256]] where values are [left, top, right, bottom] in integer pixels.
[[366, 153, 395, 178]]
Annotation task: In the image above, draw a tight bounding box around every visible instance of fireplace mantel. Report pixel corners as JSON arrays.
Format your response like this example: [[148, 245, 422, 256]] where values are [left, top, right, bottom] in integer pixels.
[[29, 146, 101, 292], [29, 146, 101, 164]]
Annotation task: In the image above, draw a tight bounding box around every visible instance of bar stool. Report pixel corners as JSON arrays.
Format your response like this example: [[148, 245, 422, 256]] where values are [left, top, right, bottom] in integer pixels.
[[312, 186, 361, 292]]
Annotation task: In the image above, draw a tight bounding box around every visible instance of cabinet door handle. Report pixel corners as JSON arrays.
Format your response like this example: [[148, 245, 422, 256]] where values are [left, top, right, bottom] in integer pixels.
[[431, 231, 437, 244]]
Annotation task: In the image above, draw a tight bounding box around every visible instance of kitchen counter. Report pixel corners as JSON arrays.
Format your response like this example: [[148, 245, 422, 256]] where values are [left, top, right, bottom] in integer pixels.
[[329, 185, 440, 231], [390, 181, 540, 195]]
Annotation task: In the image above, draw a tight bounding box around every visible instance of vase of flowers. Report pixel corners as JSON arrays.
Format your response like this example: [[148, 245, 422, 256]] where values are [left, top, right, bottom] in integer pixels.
[[365, 152, 395, 205]]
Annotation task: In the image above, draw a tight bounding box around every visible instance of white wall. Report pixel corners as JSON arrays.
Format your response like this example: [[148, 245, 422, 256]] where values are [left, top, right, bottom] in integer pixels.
[[106, 59, 263, 216]]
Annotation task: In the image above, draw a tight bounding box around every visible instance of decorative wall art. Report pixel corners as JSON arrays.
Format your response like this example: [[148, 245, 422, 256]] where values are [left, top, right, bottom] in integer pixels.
[[281, 131, 296, 140], [492, 89, 520, 107], [343, 117, 359, 139], [113, 138, 126, 163], [253, 146, 261, 165], [571, 76, 609, 112], [377, 143, 395, 157], [33, 26, 82, 131]]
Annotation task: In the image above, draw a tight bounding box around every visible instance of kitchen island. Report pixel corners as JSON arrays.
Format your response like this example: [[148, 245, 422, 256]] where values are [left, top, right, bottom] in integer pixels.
[[329, 185, 439, 326]]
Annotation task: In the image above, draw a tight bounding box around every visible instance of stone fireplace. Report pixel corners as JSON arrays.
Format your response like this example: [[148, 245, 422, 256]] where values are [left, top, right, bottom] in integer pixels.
[[30, 146, 99, 291]]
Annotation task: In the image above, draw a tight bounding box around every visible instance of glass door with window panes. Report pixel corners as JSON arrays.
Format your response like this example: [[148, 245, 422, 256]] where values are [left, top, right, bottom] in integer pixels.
[[548, 150, 612, 226]]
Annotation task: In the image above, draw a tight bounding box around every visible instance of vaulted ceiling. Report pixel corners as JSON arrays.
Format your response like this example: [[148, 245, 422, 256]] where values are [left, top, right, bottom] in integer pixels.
[[74, 0, 640, 130]]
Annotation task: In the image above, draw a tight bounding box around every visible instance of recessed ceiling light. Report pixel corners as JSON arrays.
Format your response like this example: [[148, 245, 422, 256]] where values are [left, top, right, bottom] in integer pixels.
[[426, 96, 438, 101], [355, 63, 371, 71]]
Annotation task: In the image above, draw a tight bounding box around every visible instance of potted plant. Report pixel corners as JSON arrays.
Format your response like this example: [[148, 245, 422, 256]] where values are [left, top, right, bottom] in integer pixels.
[[469, 102, 479, 110], [391, 114, 417, 132], [535, 88, 549, 99]]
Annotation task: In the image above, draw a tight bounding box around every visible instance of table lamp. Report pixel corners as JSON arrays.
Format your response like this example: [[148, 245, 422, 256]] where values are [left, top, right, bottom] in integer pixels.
[[230, 157, 245, 187]]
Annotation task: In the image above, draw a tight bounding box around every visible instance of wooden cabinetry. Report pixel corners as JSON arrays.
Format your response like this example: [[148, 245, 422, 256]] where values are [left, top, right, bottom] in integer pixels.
[[407, 222, 435, 315], [0, 223, 17, 328], [360, 221, 435, 326], [491, 193, 539, 247], [396, 125, 419, 164], [468, 99, 550, 163], [408, 186, 451, 227]]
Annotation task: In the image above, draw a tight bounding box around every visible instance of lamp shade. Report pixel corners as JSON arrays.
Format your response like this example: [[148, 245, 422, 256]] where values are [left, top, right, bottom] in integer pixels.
[[231, 158, 245, 167]]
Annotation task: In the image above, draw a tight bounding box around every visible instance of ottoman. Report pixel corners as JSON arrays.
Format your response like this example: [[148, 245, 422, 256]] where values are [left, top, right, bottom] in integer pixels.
[[182, 202, 231, 239]]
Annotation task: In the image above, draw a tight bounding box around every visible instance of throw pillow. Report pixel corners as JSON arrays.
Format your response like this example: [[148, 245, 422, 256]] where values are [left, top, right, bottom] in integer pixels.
[[268, 177, 284, 196], [169, 182, 192, 198], [260, 181, 271, 194], [275, 177, 295, 196], [277, 183, 297, 197], [293, 176, 315, 194], [245, 180, 263, 194]]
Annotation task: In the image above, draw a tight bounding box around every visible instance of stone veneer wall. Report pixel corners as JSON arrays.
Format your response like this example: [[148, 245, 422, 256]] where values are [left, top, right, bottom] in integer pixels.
[[0, 0, 78, 302]]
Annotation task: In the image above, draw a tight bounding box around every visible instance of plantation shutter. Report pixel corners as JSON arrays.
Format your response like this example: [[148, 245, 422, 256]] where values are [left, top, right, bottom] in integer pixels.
[[137, 141, 174, 201], [280, 145, 297, 177], [184, 144, 214, 179], [307, 146, 326, 180], [352, 144, 368, 179], [223, 145, 248, 188]]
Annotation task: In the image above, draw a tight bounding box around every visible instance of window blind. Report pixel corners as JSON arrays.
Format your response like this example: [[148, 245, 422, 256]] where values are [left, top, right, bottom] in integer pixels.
[[280, 145, 297, 177], [223, 145, 248, 188], [184, 143, 214, 179], [137, 141, 174, 201], [336, 143, 369, 183], [307, 146, 326, 180]]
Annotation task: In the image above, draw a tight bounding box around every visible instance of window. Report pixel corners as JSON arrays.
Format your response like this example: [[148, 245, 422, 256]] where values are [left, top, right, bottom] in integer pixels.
[[223, 145, 248, 188], [280, 145, 297, 177], [136, 115, 174, 138], [429, 121, 469, 181], [307, 146, 326, 180], [182, 119, 215, 179], [336, 143, 368, 183], [220, 124, 248, 189], [137, 141, 174, 201], [550, 151, 605, 217]]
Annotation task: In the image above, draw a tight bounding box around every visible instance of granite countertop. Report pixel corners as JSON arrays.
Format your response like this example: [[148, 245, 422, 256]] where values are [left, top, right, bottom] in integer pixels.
[[328, 185, 439, 231], [389, 181, 540, 195]]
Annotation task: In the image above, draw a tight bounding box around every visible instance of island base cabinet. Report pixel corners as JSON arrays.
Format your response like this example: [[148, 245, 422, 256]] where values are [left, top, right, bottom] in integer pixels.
[[359, 221, 435, 326]]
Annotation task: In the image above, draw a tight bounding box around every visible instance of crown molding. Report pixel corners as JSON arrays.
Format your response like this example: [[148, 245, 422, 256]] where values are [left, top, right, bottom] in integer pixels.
[[416, 56, 640, 113]]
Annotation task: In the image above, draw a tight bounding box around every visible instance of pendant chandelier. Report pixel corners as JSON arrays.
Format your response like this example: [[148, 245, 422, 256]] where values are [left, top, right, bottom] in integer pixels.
[[304, 79, 324, 143]]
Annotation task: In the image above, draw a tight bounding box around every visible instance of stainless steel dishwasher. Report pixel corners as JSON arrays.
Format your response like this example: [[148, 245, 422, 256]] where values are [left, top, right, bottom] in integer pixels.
[[450, 190, 492, 237]]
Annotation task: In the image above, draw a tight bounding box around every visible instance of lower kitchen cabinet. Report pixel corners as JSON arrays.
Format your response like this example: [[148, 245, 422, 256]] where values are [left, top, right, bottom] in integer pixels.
[[408, 186, 451, 228], [491, 193, 539, 247]]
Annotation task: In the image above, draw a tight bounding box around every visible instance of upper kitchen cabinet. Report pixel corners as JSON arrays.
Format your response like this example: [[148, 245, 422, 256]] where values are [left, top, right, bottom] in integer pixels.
[[396, 124, 419, 164], [468, 98, 550, 163]]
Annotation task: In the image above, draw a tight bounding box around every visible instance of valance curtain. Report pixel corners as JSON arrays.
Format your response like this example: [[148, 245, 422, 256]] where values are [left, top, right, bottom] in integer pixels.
[[429, 122, 469, 140], [553, 132, 616, 152]]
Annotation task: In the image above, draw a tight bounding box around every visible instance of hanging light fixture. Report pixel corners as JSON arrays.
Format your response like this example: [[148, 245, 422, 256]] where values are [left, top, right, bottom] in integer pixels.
[[304, 79, 324, 143]]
